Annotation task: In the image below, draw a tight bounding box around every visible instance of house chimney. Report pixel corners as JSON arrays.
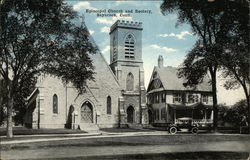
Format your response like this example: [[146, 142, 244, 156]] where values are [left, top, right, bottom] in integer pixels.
[[158, 55, 163, 68]]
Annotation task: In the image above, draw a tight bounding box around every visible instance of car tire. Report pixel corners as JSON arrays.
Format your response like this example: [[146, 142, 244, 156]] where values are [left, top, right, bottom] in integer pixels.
[[191, 127, 198, 134], [169, 126, 177, 134]]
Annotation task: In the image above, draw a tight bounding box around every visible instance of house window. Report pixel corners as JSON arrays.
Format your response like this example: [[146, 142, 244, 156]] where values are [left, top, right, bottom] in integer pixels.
[[202, 95, 208, 104], [156, 94, 159, 103], [188, 94, 199, 103], [161, 108, 166, 120], [173, 94, 182, 103], [148, 95, 153, 104], [126, 73, 134, 91], [53, 94, 58, 114], [162, 93, 166, 102], [155, 109, 160, 121], [159, 93, 162, 103], [124, 34, 135, 59], [107, 96, 111, 114]]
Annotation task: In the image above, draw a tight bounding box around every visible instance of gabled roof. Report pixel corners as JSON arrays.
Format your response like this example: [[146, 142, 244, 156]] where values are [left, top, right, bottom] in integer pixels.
[[148, 66, 212, 92]]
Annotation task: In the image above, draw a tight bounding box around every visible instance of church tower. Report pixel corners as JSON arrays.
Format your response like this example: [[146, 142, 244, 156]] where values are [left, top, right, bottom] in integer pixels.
[[109, 20, 148, 126]]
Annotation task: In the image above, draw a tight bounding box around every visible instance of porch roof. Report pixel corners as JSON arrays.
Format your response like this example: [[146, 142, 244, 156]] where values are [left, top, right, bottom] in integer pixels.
[[168, 102, 213, 110]]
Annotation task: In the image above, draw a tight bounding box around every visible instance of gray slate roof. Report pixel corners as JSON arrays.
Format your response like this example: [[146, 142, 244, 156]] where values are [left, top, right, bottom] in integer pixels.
[[153, 66, 212, 92]]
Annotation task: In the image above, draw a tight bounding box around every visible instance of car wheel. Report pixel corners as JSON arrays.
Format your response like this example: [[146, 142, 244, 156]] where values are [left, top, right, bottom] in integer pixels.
[[169, 126, 177, 134], [191, 127, 198, 134]]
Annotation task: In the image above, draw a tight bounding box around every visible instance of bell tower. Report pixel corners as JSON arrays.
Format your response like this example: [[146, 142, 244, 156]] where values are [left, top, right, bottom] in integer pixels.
[[109, 20, 148, 126]]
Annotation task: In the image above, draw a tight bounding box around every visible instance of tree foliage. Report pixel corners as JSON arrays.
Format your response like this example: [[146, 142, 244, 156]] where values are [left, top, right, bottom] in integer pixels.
[[219, 1, 249, 129], [160, 0, 249, 132], [222, 100, 248, 127], [0, 0, 97, 137], [160, 0, 230, 131]]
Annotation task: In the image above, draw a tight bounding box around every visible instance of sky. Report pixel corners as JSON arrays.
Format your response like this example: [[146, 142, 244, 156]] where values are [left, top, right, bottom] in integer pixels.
[[66, 1, 245, 105]]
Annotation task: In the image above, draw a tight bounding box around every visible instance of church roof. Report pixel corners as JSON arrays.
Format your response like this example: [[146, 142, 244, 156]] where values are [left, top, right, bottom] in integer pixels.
[[148, 66, 212, 92]]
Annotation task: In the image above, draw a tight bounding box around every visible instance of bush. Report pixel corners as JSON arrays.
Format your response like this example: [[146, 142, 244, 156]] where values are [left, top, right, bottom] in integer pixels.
[[224, 100, 248, 127]]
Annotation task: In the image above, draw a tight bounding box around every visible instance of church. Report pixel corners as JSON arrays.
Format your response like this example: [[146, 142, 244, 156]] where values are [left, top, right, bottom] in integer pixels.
[[24, 20, 148, 131]]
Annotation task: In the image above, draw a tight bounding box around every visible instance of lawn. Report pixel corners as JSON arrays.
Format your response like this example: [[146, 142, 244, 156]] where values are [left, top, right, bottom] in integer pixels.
[[48, 152, 249, 160], [1, 134, 250, 150]]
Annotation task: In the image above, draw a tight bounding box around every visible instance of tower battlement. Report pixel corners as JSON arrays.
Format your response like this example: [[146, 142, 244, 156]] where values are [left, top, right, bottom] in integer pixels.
[[110, 20, 142, 34]]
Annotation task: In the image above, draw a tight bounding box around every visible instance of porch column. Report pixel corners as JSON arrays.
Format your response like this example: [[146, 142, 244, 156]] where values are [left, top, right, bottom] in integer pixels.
[[174, 109, 176, 123], [204, 109, 207, 123], [211, 110, 214, 122]]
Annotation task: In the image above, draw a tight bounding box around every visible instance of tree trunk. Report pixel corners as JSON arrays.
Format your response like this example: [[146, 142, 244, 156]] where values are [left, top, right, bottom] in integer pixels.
[[210, 68, 218, 132], [248, 96, 250, 134], [242, 84, 250, 134], [6, 90, 13, 138]]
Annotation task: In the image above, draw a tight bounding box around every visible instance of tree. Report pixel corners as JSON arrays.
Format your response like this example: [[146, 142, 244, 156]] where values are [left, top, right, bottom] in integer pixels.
[[178, 42, 223, 131], [0, 0, 97, 138], [219, 0, 249, 133], [160, 0, 235, 131], [0, 76, 7, 125], [160, 0, 249, 132]]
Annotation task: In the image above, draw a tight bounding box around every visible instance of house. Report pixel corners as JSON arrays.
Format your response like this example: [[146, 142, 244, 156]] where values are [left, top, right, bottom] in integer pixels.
[[24, 20, 148, 131], [147, 55, 213, 127]]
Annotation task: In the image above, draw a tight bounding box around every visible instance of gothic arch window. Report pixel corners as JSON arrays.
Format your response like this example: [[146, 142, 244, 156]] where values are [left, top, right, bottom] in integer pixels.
[[126, 72, 134, 91], [53, 94, 58, 114], [124, 34, 135, 59], [107, 96, 111, 114], [113, 36, 117, 61]]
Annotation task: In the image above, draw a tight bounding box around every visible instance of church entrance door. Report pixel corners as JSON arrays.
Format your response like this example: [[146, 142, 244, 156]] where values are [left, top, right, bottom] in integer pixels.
[[127, 106, 134, 123], [81, 102, 93, 123]]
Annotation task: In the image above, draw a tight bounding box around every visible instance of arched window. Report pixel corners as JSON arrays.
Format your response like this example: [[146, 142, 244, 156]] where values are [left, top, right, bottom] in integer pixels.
[[113, 36, 117, 61], [53, 94, 58, 114], [107, 96, 111, 114], [124, 34, 135, 59], [126, 73, 134, 91]]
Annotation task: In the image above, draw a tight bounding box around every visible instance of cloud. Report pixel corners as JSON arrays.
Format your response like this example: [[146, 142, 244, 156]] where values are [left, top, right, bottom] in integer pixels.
[[89, 29, 95, 35], [96, 18, 113, 25], [73, 2, 97, 11], [96, 16, 133, 25], [114, 1, 152, 7], [150, 44, 177, 53], [158, 31, 193, 40], [101, 46, 110, 54], [101, 26, 110, 33]]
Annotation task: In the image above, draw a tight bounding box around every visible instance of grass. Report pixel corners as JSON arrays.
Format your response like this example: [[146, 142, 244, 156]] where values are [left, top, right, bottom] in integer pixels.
[[1, 134, 250, 151], [24, 152, 250, 160]]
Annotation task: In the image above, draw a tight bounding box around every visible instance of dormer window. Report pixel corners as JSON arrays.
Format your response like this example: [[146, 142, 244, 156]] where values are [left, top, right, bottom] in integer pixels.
[[124, 34, 135, 59]]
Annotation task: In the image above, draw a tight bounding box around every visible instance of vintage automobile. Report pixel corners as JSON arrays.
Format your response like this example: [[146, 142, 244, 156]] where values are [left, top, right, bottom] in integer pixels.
[[168, 117, 199, 134]]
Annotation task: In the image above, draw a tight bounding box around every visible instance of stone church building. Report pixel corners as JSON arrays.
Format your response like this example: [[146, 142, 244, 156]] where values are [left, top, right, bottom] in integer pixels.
[[24, 20, 148, 131]]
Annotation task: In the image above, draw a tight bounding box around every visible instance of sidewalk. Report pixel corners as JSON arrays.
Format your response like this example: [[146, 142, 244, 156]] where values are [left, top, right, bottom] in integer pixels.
[[0, 131, 166, 145], [1, 130, 250, 145]]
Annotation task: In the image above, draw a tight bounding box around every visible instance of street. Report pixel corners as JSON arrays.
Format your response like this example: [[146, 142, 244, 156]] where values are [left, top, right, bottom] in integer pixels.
[[1, 131, 250, 160]]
